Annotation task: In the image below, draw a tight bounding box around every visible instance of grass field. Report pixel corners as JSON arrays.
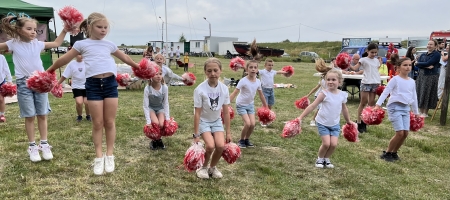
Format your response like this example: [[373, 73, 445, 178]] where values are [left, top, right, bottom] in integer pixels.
[[1, 55, 450, 199]]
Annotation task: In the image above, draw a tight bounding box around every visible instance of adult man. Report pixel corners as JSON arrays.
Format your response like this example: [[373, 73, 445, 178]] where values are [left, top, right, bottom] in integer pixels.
[[341, 54, 363, 92], [438, 41, 446, 52]]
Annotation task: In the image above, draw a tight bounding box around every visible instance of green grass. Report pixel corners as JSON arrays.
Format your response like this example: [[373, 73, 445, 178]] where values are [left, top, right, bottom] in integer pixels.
[[1, 56, 450, 199]]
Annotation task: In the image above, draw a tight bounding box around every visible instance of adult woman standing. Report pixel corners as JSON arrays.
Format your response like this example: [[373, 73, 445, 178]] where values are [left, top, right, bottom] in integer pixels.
[[415, 40, 441, 117], [405, 46, 417, 79]]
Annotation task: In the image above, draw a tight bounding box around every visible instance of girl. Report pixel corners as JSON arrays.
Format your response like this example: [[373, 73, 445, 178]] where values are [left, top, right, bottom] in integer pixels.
[[230, 60, 268, 148], [310, 77, 326, 127], [153, 54, 183, 84], [143, 70, 170, 150], [297, 69, 351, 168], [375, 55, 419, 162], [0, 15, 67, 162], [47, 12, 139, 175], [0, 53, 12, 122], [193, 58, 232, 179], [350, 43, 381, 133], [405, 46, 418, 79]]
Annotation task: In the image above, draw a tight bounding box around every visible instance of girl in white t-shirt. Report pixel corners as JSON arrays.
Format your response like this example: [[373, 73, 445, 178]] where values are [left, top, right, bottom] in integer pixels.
[[47, 12, 139, 175], [0, 54, 12, 123], [350, 43, 381, 133], [297, 69, 352, 169], [193, 58, 232, 179], [0, 15, 67, 162], [230, 60, 268, 149]]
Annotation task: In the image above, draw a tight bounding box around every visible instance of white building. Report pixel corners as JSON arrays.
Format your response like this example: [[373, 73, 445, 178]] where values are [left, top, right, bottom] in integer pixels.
[[204, 36, 238, 54]]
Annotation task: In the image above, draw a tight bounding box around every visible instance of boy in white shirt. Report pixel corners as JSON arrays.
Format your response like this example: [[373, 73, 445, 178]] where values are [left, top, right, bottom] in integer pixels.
[[0, 53, 12, 122]]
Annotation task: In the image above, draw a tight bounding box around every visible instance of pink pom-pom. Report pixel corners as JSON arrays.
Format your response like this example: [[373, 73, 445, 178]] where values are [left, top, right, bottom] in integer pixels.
[[361, 106, 385, 125], [375, 85, 385, 96], [0, 83, 17, 97], [51, 83, 63, 98], [222, 142, 241, 164], [161, 117, 178, 137], [229, 57, 245, 71], [133, 59, 159, 79], [182, 72, 196, 86], [26, 71, 56, 93], [257, 107, 276, 125], [295, 96, 310, 109], [116, 73, 131, 87], [143, 123, 161, 140], [58, 6, 84, 35], [410, 112, 424, 132], [336, 53, 352, 70], [281, 118, 302, 138], [220, 105, 235, 123], [342, 122, 359, 142], [281, 65, 294, 77], [183, 143, 205, 172]]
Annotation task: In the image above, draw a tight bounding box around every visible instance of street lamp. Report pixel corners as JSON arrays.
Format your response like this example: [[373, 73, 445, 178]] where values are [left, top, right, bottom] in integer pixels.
[[203, 17, 211, 37]]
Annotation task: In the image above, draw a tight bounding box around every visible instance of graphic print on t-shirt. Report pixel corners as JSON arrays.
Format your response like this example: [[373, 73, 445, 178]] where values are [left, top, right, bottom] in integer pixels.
[[78, 67, 83, 72], [208, 92, 220, 110]]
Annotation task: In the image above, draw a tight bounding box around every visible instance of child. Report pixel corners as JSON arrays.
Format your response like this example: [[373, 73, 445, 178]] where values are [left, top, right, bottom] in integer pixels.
[[258, 58, 287, 111], [375, 55, 418, 162], [154, 54, 184, 84], [297, 69, 351, 168], [143, 70, 170, 150], [0, 14, 67, 162], [230, 60, 268, 148], [46, 12, 139, 175], [310, 77, 326, 127], [183, 52, 190, 72], [0, 53, 12, 122], [193, 58, 232, 179], [350, 43, 381, 133], [56, 55, 90, 122]]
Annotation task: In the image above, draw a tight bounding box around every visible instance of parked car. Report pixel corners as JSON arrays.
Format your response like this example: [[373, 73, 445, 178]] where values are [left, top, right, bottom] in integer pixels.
[[293, 51, 320, 62], [54, 47, 67, 53]]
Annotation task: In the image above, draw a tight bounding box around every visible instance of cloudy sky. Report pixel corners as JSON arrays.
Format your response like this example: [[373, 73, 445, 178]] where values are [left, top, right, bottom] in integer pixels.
[[21, 0, 450, 45]]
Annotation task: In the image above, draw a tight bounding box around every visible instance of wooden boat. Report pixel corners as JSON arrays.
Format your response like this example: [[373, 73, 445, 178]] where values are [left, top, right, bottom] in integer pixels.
[[233, 43, 284, 57]]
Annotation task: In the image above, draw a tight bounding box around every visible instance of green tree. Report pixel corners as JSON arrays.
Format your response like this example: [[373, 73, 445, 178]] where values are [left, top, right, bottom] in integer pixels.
[[62, 40, 70, 47], [121, 43, 126, 46], [282, 39, 290, 43], [179, 33, 187, 42], [48, 29, 56, 41]]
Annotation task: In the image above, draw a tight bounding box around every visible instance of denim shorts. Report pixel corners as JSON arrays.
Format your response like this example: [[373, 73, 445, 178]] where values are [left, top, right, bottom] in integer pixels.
[[85, 75, 118, 100], [149, 107, 165, 114], [199, 118, 224, 134], [387, 102, 410, 131], [316, 122, 340, 137], [236, 103, 255, 115], [360, 83, 379, 92], [262, 88, 275, 106], [16, 77, 51, 117]]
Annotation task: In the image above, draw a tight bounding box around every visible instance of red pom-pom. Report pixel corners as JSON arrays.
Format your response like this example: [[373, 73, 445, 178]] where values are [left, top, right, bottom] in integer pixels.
[[361, 106, 385, 125], [281, 118, 302, 138], [143, 123, 161, 140], [116, 73, 131, 87], [335, 53, 352, 70], [410, 112, 424, 132], [281, 65, 294, 77], [295, 96, 310, 109], [161, 117, 178, 137], [182, 72, 196, 86], [51, 83, 63, 98], [220, 105, 235, 123], [229, 57, 245, 71], [26, 71, 56, 93], [342, 122, 359, 142], [222, 142, 241, 164], [0, 83, 17, 97], [257, 107, 276, 125], [183, 143, 205, 172], [375, 85, 385, 96], [58, 6, 84, 35], [133, 59, 159, 79]]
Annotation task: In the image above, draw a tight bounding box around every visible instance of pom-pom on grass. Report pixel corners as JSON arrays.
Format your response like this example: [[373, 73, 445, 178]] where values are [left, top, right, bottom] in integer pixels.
[[361, 106, 385, 125], [229, 57, 245, 71], [116, 73, 131, 87], [58, 6, 84, 35], [26, 71, 56, 93], [182, 72, 196, 86], [336, 53, 352, 70], [281, 65, 294, 77], [342, 122, 359, 142], [0, 83, 17, 97], [183, 143, 205, 172], [51, 83, 63, 98], [161, 117, 178, 137], [295, 96, 310, 109], [143, 123, 161, 141], [222, 142, 241, 164], [257, 107, 276, 125], [375, 85, 386, 96], [133, 59, 159, 80], [410, 112, 424, 132], [281, 118, 301, 138]]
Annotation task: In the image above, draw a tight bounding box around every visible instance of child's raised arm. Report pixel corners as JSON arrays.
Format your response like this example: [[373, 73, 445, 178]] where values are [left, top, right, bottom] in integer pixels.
[[297, 92, 325, 121], [112, 50, 139, 68], [44, 30, 68, 49], [47, 49, 79, 72]]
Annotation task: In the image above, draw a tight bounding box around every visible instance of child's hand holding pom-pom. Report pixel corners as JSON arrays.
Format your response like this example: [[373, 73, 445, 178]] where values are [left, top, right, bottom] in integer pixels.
[[281, 118, 302, 138], [51, 82, 63, 98], [410, 112, 424, 132], [0, 83, 17, 97], [336, 53, 352, 70], [183, 142, 206, 172], [182, 72, 196, 86], [257, 107, 276, 125], [342, 122, 359, 142], [143, 122, 161, 140], [26, 71, 56, 93], [161, 117, 178, 137], [229, 57, 245, 71], [222, 142, 241, 164], [133, 59, 159, 80], [116, 73, 131, 87], [281, 65, 294, 77], [361, 106, 385, 125], [58, 6, 84, 35], [295, 96, 310, 109]]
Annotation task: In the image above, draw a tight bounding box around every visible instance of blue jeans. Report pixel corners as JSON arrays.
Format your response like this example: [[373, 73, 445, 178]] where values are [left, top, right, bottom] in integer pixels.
[[262, 88, 275, 106], [236, 103, 255, 115], [85, 75, 118, 100], [199, 118, 224, 134], [316, 122, 340, 137], [16, 77, 51, 117], [387, 102, 410, 131]]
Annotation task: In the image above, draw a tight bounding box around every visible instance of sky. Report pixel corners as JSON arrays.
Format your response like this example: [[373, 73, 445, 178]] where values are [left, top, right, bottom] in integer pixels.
[[20, 0, 450, 46]]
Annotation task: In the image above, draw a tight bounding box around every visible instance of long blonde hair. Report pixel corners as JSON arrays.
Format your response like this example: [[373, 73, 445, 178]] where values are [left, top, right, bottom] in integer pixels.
[[0, 15, 38, 40], [79, 12, 109, 38]]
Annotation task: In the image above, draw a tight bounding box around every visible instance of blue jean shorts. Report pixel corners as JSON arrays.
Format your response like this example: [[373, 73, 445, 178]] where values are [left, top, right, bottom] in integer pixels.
[[360, 83, 379, 92], [316, 122, 340, 137], [199, 118, 224, 135], [149, 107, 165, 114], [85, 75, 118, 100], [236, 103, 255, 115], [16, 77, 51, 117], [387, 102, 410, 131], [262, 88, 275, 106]]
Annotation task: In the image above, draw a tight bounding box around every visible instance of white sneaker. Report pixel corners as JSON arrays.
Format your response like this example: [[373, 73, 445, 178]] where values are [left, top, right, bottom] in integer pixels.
[[104, 154, 115, 173], [324, 158, 334, 168], [310, 120, 316, 127], [260, 122, 267, 127], [93, 156, 104, 175], [208, 166, 223, 178], [39, 143, 53, 160], [315, 158, 324, 168], [28, 145, 42, 162], [196, 167, 210, 179]]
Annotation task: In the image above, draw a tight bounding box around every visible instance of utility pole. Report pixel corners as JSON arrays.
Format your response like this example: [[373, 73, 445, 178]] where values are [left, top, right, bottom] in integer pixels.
[[159, 16, 164, 49]]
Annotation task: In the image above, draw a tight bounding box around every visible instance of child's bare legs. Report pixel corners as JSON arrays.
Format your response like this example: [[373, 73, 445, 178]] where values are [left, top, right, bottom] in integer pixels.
[[386, 130, 408, 152], [25, 115, 47, 141], [0, 95, 5, 113], [25, 117, 36, 142], [367, 92, 376, 107], [89, 100, 104, 158], [75, 96, 84, 116], [89, 99, 118, 158], [83, 97, 90, 116], [103, 98, 118, 156], [240, 114, 256, 139], [149, 111, 165, 128], [357, 91, 370, 122], [318, 135, 338, 158], [201, 131, 225, 168]]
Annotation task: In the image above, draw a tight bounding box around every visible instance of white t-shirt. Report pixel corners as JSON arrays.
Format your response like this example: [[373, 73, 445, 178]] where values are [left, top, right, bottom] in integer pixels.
[[359, 57, 381, 84], [162, 65, 182, 83], [0, 55, 12, 82], [259, 69, 277, 88], [315, 90, 348, 126], [194, 81, 230, 122], [376, 76, 419, 114], [62, 60, 86, 89], [314, 79, 326, 97], [72, 39, 118, 78], [236, 76, 262, 106], [5, 39, 45, 79], [143, 84, 170, 124]]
